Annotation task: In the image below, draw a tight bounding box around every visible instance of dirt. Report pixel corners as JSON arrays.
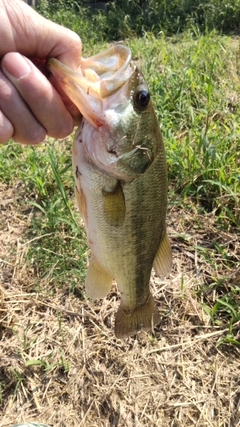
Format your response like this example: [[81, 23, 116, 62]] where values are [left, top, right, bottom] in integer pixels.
[[0, 182, 240, 427]]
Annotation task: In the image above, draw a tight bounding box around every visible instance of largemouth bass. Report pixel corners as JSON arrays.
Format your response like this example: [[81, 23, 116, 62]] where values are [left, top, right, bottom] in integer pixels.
[[48, 45, 172, 338]]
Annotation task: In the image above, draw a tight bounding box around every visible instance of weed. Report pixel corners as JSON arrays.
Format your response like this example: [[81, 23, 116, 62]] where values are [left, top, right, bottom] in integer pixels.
[[37, 0, 240, 39], [13, 328, 38, 353], [25, 348, 70, 373], [0, 139, 87, 294], [10, 369, 25, 402]]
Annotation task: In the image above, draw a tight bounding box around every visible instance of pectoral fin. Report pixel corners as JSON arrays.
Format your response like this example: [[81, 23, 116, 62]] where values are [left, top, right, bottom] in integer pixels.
[[85, 256, 113, 299], [102, 180, 125, 226], [153, 232, 172, 277]]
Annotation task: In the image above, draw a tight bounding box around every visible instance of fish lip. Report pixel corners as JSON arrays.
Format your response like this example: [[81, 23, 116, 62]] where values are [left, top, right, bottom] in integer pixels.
[[47, 45, 135, 128], [81, 44, 133, 99]]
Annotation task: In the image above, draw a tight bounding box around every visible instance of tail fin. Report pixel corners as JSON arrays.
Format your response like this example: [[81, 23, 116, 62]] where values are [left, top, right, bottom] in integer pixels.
[[115, 295, 161, 339]]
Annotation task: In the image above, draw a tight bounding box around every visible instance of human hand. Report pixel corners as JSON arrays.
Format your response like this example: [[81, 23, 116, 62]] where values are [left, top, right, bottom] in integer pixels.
[[0, 0, 82, 144]]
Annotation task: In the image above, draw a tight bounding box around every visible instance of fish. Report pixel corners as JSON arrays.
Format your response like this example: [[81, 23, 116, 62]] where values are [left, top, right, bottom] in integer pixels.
[[47, 44, 172, 338]]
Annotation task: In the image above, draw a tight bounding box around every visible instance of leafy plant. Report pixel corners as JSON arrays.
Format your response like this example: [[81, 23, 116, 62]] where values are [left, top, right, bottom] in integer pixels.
[[37, 0, 240, 39]]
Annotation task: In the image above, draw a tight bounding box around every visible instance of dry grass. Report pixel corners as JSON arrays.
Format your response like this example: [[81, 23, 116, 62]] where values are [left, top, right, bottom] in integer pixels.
[[0, 30, 239, 427], [0, 181, 239, 427]]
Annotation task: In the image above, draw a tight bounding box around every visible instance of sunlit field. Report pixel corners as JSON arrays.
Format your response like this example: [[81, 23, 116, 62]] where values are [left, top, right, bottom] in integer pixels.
[[0, 2, 239, 426]]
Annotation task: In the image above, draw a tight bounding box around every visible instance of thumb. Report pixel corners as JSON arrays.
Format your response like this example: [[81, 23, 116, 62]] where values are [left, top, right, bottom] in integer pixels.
[[41, 19, 82, 70], [2, 0, 82, 70]]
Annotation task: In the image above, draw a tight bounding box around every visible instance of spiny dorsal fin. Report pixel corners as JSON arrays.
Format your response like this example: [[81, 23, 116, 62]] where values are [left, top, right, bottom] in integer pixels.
[[102, 180, 125, 226], [153, 232, 172, 277], [85, 256, 113, 299]]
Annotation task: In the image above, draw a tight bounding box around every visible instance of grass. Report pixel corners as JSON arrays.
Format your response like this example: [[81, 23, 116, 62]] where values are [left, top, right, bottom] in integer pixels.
[[36, 0, 240, 39], [0, 139, 87, 295], [0, 29, 240, 426], [128, 31, 240, 226]]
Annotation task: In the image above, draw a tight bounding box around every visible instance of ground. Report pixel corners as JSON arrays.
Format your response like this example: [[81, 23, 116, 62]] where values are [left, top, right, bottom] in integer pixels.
[[0, 175, 239, 427], [0, 30, 240, 427]]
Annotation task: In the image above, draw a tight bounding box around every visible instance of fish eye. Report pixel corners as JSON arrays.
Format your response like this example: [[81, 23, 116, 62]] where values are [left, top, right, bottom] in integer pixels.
[[134, 88, 150, 110]]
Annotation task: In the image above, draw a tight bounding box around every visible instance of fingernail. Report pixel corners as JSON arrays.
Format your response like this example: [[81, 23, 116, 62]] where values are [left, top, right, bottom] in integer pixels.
[[3, 53, 31, 79]]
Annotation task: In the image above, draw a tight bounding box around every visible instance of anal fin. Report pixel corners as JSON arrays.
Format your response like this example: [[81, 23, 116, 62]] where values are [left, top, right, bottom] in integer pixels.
[[85, 256, 113, 299], [153, 232, 172, 277], [115, 295, 161, 339]]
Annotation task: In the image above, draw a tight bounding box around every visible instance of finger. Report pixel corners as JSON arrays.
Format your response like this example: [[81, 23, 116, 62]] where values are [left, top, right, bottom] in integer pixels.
[[0, 68, 46, 144], [2, 1, 82, 70], [2, 52, 74, 139], [28, 59, 82, 126], [0, 110, 14, 143], [49, 74, 82, 126]]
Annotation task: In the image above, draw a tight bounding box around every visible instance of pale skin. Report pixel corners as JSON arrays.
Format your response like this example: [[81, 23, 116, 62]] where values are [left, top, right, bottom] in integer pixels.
[[0, 0, 82, 144]]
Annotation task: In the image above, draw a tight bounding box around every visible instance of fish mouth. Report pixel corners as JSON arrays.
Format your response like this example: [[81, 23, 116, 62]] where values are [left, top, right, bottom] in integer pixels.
[[47, 44, 135, 128]]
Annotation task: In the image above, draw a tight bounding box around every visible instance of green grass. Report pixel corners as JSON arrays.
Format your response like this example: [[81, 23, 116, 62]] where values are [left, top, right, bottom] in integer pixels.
[[128, 32, 240, 226], [0, 139, 87, 295], [0, 30, 239, 342], [37, 0, 240, 39]]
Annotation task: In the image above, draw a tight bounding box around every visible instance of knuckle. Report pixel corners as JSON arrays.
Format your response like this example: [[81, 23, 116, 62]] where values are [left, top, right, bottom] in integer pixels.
[[31, 131, 46, 145], [0, 130, 13, 143], [66, 29, 82, 52], [0, 77, 13, 101], [0, 112, 14, 143], [48, 117, 73, 139], [14, 127, 46, 145], [37, 83, 50, 100], [28, 128, 47, 144], [71, 31, 82, 48]]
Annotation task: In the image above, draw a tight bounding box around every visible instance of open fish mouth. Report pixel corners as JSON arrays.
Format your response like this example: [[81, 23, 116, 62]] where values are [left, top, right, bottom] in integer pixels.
[[48, 44, 135, 128]]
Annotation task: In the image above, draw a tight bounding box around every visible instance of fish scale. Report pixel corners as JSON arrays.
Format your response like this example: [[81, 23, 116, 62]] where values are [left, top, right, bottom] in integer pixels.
[[48, 45, 172, 338]]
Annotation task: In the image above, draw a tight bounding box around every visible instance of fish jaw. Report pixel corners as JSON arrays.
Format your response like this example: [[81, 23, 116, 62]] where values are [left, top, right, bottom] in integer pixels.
[[47, 58, 105, 128], [47, 45, 134, 128], [81, 44, 132, 78]]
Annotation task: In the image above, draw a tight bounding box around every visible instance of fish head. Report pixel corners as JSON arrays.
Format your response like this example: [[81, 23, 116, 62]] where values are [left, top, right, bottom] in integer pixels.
[[48, 45, 162, 180]]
